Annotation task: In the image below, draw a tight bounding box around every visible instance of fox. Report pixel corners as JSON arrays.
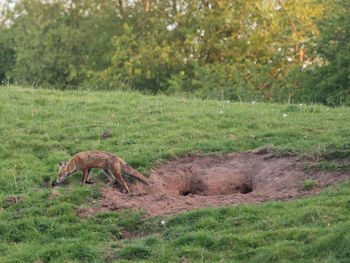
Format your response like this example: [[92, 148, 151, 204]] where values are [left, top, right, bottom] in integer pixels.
[[56, 150, 149, 193]]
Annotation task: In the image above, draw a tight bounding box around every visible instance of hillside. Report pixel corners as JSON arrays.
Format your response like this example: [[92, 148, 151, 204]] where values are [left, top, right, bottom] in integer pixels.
[[0, 85, 350, 262]]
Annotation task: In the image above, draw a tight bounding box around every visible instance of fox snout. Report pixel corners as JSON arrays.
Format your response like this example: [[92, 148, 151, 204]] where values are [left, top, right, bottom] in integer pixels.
[[57, 161, 68, 184], [56, 173, 67, 184], [56, 175, 66, 184]]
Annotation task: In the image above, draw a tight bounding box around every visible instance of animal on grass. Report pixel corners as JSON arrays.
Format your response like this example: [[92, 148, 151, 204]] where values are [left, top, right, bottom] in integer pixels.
[[56, 150, 149, 193]]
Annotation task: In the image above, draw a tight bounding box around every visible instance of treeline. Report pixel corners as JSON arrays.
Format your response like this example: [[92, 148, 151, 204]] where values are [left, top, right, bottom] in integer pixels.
[[0, 0, 349, 105]]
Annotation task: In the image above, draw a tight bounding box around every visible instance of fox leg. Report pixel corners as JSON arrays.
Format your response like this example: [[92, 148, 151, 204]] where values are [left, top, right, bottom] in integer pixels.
[[105, 168, 127, 191], [81, 169, 89, 185], [103, 169, 116, 184], [85, 168, 94, 184], [110, 165, 130, 194]]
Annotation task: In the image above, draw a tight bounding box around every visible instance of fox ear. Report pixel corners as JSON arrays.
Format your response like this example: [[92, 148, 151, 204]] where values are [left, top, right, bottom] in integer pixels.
[[59, 161, 66, 166]]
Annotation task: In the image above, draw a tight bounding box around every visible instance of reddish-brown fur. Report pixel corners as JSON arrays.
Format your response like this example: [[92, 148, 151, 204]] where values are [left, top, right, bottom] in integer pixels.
[[57, 150, 149, 193]]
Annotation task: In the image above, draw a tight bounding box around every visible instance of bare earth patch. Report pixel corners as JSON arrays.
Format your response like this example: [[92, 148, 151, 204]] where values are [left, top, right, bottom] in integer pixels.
[[100, 146, 349, 217]]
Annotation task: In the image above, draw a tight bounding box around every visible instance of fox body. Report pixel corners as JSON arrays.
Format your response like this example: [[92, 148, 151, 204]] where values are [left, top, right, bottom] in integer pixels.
[[57, 150, 149, 193]]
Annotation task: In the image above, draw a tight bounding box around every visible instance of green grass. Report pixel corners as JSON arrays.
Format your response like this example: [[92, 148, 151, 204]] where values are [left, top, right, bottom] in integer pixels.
[[302, 179, 317, 191], [0, 85, 350, 262]]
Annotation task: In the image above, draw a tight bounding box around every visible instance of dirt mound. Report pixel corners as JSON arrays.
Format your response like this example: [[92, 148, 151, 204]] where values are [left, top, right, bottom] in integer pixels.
[[100, 146, 349, 216]]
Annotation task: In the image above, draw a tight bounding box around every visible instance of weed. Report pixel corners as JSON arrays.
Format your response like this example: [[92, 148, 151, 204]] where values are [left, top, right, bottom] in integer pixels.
[[117, 244, 151, 260], [302, 179, 317, 191]]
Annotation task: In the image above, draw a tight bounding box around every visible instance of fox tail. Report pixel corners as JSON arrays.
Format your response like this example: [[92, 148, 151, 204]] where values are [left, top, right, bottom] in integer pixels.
[[119, 159, 149, 185]]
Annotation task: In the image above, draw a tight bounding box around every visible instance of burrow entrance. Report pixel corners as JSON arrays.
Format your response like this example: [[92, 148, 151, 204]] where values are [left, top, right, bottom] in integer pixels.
[[175, 169, 253, 196], [100, 146, 350, 216], [148, 151, 261, 197]]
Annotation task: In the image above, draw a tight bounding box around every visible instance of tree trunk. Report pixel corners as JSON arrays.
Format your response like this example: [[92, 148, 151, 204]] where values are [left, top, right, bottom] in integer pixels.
[[119, 0, 123, 13]]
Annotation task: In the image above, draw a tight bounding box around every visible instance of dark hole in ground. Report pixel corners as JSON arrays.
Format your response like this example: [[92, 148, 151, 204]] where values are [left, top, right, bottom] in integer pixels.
[[180, 190, 191, 196], [239, 184, 253, 194], [176, 172, 253, 196]]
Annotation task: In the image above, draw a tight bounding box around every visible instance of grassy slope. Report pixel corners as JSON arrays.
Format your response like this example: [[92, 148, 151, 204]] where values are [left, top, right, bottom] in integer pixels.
[[0, 85, 350, 262]]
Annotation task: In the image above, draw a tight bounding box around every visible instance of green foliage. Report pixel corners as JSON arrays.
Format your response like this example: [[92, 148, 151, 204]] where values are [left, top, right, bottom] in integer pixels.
[[2, 0, 122, 88], [40, 242, 99, 263], [302, 179, 317, 191], [0, 0, 337, 104], [117, 244, 151, 260], [0, 28, 15, 82], [294, 0, 350, 106]]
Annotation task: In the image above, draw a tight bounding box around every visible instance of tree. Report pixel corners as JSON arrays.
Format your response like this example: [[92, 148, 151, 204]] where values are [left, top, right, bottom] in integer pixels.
[[1, 0, 335, 105], [0, 28, 15, 82], [297, 0, 350, 105], [4, 0, 124, 88]]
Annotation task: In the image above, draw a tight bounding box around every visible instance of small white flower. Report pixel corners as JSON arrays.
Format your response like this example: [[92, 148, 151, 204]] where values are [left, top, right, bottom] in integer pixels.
[[252, 101, 256, 104], [161, 220, 166, 225], [299, 104, 303, 106], [219, 111, 223, 114], [283, 114, 287, 118]]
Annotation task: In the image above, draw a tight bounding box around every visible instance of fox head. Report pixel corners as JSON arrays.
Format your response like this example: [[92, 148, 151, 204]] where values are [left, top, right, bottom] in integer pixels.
[[57, 161, 77, 184]]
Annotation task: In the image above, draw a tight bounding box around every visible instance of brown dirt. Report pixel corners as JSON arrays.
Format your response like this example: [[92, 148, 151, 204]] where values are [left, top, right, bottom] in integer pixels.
[[75, 206, 97, 218], [3, 195, 22, 207], [48, 189, 60, 199], [99, 146, 349, 217]]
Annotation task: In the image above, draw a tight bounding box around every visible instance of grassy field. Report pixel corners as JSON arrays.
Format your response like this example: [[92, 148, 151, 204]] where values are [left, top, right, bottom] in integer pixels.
[[0, 85, 350, 262]]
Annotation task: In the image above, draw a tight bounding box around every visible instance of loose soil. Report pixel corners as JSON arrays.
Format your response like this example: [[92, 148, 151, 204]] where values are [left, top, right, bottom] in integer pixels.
[[100, 146, 349, 217]]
